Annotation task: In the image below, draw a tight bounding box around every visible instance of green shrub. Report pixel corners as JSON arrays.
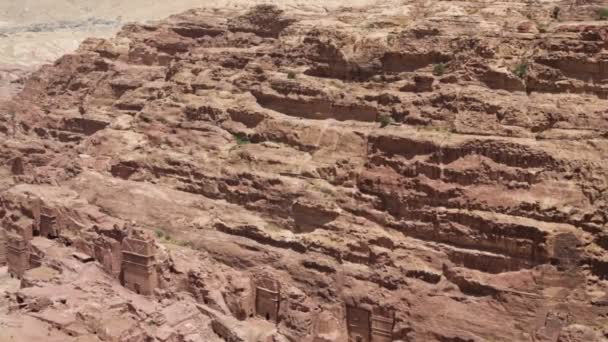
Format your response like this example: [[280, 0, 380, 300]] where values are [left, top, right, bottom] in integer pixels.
[[155, 229, 164, 238], [433, 63, 446, 76], [379, 115, 394, 128], [160, 233, 193, 248], [233, 133, 250, 145], [551, 6, 560, 20], [173, 239, 193, 247], [287, 71, 297, 79], [417, 125, 453, 134], [513, 62, 528, 79], [599, 8, 608, 20]]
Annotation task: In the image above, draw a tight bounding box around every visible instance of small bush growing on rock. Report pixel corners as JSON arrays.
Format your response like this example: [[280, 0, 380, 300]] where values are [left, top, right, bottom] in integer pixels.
[[433, 63, 446, 76], [417, 125, 453, 134], [287, 71, 297, 79], [173, 239, 193, 247], [598, 8, 608, 20], [379, 115, 394, 128], [513, 62, 528, 79], [159, 233, 193, 248], [551, 7, 561, 20], [155, 229, 164, 238], [233, 133, 250, 145]]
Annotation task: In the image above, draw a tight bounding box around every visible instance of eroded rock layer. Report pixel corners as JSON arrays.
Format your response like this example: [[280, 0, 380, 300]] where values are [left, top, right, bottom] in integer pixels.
[[1, 1, 608, 341]]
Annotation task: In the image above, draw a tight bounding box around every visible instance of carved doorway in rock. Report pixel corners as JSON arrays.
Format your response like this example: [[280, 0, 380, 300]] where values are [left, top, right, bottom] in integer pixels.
[[255, 286, 280, 322], [371, 309, 394, 342], [40, 214, 57, 238], [346, 306, 371, 342]]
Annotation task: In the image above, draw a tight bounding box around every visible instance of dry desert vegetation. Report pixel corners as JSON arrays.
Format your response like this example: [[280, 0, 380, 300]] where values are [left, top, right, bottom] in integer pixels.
[[1, 1, 608, 341]]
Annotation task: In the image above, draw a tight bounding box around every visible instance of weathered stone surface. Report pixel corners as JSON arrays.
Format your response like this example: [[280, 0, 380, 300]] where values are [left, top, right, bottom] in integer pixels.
[[0, 1, 608, 341]]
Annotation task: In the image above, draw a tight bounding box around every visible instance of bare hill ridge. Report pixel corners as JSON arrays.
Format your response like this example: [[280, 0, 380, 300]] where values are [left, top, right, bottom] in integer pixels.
[[1, 1, 608, 341], [0, 0, 390, 100]]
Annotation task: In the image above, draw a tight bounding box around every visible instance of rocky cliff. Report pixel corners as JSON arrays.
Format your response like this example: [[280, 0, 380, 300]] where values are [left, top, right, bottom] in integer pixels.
[[1, 1, 608, 341]]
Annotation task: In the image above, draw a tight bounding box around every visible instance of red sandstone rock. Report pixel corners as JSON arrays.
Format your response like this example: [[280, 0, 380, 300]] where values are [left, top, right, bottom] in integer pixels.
[[1, 2, 608, 342]]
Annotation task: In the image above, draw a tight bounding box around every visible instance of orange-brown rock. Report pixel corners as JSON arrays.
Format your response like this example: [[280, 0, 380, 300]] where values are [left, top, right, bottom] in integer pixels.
[[1, 1, 608, 341]]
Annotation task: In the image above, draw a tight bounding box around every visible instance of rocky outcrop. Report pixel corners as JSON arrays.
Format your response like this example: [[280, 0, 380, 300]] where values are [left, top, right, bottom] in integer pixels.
[[1, 2, 608, 341]]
